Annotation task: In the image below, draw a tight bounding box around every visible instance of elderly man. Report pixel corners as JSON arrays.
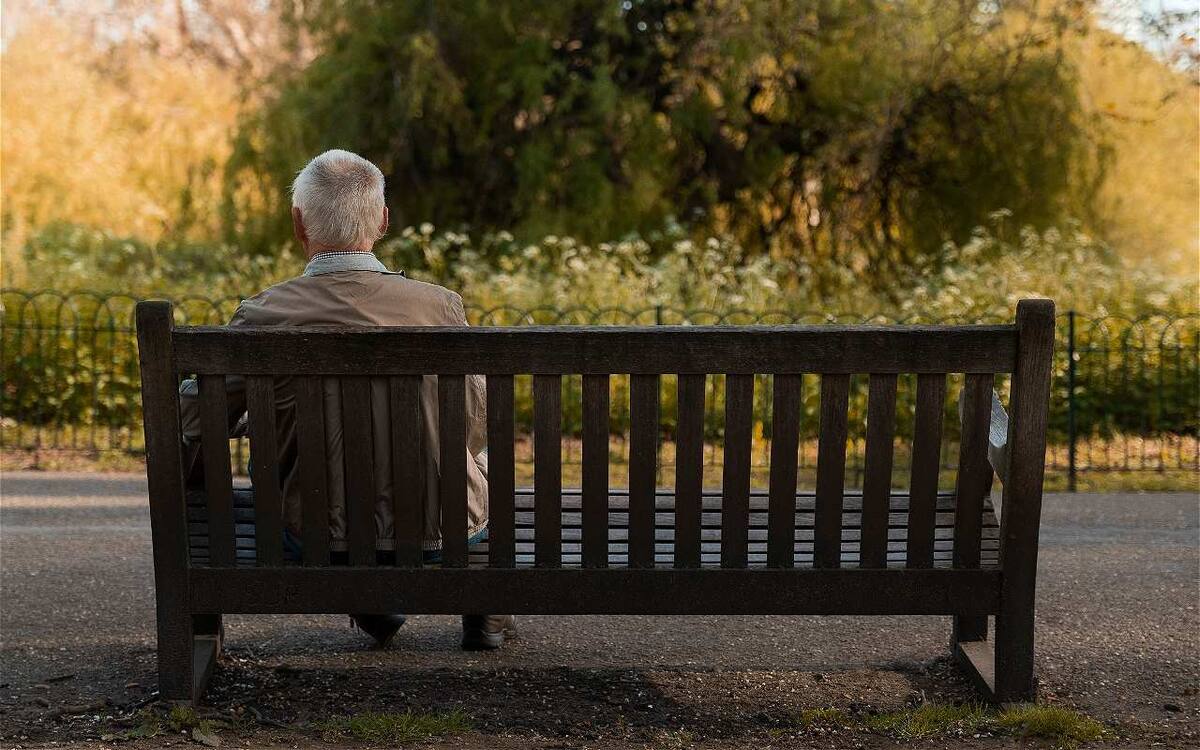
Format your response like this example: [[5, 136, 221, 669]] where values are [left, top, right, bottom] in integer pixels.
[[179, 149, 513, 651]]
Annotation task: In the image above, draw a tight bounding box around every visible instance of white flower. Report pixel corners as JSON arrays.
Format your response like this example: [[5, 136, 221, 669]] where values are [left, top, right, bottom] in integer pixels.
[[420, 222, 434, 235]]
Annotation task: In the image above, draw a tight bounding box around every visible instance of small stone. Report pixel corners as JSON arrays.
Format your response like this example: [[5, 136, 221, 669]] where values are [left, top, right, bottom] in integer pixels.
[[33, 697, 51, 708], [1163, 703, 1183, 713], [192, 727, 221, 747]]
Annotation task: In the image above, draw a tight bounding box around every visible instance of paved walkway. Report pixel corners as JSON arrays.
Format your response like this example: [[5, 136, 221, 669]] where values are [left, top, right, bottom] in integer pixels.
[[0, 472, 1196, 747]]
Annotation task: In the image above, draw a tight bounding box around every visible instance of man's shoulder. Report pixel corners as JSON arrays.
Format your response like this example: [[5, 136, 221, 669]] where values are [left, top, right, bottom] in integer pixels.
[[233, 272, 464, 325]]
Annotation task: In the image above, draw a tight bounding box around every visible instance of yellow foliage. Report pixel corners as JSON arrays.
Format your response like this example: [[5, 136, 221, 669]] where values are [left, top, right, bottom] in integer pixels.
[[0, 17, 241, 279], [1073, 29, 1200, 278]]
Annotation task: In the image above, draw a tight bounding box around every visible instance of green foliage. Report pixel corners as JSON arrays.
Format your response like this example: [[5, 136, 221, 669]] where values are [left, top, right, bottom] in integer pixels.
[[316, 709, 472, 743], [864, 702, 1106, 746], [996, 704, 1107, 745], [226, 0, 1103, 282]]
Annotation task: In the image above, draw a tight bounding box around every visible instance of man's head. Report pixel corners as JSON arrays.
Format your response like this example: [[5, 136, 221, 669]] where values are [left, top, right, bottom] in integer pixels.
[[290, 149, 388, 257]]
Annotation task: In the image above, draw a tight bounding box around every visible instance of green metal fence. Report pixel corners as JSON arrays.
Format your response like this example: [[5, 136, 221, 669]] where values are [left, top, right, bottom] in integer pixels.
[[2, 288, 1196, 489]]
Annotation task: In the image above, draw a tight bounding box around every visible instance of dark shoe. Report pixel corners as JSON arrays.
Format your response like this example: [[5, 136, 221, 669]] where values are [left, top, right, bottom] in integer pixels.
[[461, 615, 516, 651], [350, 613, 406, 648]]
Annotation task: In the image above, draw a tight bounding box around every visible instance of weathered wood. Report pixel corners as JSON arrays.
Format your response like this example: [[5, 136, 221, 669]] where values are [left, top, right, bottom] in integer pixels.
[[487, 375, 516, 568], [995, 299, 1055, 702], [814, 374, 850, 568], [438, 375, 468, 568], [674, 374, 706, 568], [134, 301, 194, 701], [189, 567, 1002, 616], [627, 375, 659, 569], [245, 376, 283, 567], [767, 374, 802, 568], [953, 373, 994, 644], [142, 299, 1051, 708], [197, 375, 235, 568], [533, 375, 562, 567], [721, 375, 754, 568], [174, 325, 1018, 375], [389, 376, 424, 567], [341, 377, 376, 567], [582, 374, 611, 568], [907, 374, 946, 568], [860, 374, 897, 568], [955, 639, 997, 701], [294, 377, 330, 566]]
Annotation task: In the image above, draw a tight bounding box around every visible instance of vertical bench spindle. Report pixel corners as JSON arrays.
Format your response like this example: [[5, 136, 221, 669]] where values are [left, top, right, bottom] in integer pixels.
[[438, 375, 469, 568], [814, 374, 849, 568], [246, 376, 283, 567], [860, 374, 898, 568], [389, 376, 424, 567], [581, 375, 610, 568], [487, 375, 516, 568], [721, 374, 753, 568], [953, 372, 994, 643], [674, 374, 706, 568], [907, 373, 946, 568], [295, 377, 330, 565], [767, 374, 802, 568], [342, 377, 377, 566], [627, 375, 659, 569], [198, 375, 235, 567], [533, 375, 562, 568]]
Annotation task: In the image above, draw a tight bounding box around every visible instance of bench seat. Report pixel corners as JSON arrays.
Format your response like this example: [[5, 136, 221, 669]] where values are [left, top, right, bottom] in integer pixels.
[[186, 488, 1000, 569]]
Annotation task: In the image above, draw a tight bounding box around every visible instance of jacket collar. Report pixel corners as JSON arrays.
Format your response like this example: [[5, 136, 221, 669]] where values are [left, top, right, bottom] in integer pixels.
[[302, 251, 404, 277]]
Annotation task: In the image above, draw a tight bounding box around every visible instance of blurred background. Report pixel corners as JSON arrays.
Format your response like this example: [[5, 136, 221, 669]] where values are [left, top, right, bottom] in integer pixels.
[[1, 0, 1196, 490]]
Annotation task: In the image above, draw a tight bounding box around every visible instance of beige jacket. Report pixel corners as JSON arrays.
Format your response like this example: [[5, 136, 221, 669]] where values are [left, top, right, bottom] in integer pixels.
[[180, 257, 488, 551]]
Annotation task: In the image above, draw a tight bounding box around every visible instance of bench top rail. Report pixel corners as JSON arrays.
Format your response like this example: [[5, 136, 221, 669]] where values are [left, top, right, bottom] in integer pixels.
[[170, 323, 1018, 375]]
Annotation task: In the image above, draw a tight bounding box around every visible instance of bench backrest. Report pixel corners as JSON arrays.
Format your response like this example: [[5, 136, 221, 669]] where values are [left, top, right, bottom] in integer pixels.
[[136, 299, 1054, 577]]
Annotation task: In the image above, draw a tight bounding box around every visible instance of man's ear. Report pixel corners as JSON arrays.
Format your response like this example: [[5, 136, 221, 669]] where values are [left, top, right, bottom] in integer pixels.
[[379, 206, 389, 237], [291, 206, 308, 251]]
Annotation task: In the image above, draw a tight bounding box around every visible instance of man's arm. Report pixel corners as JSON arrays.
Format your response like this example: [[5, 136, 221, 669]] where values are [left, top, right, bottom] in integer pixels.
[[178, 305, 250, 442]]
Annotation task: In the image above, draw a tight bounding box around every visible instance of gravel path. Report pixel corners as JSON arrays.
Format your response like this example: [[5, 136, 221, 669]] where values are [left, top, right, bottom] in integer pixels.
[[0, 472, 1196, 747]]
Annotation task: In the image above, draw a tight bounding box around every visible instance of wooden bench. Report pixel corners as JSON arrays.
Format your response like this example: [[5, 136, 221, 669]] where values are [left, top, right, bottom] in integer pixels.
[[135, 298, 1054, 705]]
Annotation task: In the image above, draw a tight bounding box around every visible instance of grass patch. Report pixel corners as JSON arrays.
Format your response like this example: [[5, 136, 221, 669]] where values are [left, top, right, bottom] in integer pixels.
[[797, 707, 850, 728], [996, 704, 1107, 745], [317, 710, 473, 744], [864, 703, 988, 739], [862, 702, 1107, 747]]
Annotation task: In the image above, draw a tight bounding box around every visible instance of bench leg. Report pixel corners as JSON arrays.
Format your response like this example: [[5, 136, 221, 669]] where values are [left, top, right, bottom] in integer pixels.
[[156, 608, 195, 702], [158, 613, 222, 705], [994, 601, 1037, 702]]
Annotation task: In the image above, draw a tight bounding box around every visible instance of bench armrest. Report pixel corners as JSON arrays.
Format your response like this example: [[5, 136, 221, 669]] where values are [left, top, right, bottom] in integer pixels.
[[958, 385, 1011, 485]]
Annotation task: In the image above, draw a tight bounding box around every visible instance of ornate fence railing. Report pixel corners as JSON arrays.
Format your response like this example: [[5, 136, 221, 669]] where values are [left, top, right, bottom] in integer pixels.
[[2, 288, 1196, 489]]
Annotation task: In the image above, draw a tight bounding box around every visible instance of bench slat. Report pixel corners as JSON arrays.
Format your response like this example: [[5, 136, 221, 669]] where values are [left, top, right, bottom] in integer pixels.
[[861, 374, 898, 568], [721, 374, 753, 568], [907, 373, 946, 568], [342, 377, 376, 566], [767, 374, 801, 568], [389, 376, 425, 567], [438, 375, 469, 568], [674, 374, 706, 568], [954, 372, 995, 642], [295, 377, 330, 566], [533, 375, 562, 567], [627, 375, 659, 569], [198, 375, 235, 567], [814, 374, 850, 568], [582, 374, 610, 568], [486, 375, 516, 568], [245, 376, 283, 567], [173, 325, 1018, 375]]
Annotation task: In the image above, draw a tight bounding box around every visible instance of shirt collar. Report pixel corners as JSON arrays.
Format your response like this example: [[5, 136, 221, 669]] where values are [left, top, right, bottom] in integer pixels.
[[302, 251, 404, 277]]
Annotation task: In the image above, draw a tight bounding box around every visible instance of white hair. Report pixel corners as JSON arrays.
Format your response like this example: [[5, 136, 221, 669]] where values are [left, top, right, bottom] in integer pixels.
[[291, 149, 386, 249]]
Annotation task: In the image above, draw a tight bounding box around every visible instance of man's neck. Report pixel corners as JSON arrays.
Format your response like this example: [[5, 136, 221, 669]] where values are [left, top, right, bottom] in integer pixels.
[[307, 247, 374, 259]]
